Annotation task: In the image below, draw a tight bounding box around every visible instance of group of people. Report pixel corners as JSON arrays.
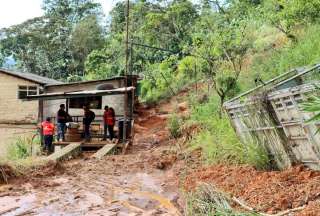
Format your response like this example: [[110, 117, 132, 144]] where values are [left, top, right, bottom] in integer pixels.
[[41, 104, 116, 154]]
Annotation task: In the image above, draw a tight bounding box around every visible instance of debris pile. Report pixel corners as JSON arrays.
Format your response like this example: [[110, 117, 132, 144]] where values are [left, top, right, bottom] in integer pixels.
[[185, 164, 320, 214]]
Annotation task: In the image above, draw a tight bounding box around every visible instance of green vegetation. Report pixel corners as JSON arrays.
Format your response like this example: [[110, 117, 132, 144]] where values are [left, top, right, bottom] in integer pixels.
[[184, 92, 270, 169], [7, 135, 41, 161], [0, 135, 49, 182], [168, 113, 183, 139]]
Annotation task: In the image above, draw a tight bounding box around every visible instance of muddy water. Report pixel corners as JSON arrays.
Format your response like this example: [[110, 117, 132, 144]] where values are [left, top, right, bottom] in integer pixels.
[[0, 97, 183, 215], [0, 170, 181, 216]]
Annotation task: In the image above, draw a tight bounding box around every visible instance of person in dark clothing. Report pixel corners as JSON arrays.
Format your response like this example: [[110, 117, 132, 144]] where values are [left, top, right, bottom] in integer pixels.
[[41, 117, 55, 154], [83, 105, 95, 141], [57, 104, 69, 141], [103, 105, 109, 141], [106, 107, 115, 141]]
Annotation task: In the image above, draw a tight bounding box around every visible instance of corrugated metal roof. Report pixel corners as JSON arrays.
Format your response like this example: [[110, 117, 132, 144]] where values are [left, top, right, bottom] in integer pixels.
[[0, 68, 62, 85], [25, 86, 135, 101], [46, 75, 140, 87]]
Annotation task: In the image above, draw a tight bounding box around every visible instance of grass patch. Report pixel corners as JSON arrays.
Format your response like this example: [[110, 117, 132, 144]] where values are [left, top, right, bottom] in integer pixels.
[[168, 113, 183, 139], [0, 135, 47, 182], [7, 136, 41, 161], [186, 94, 270, 169], [240, 25, 320, 92]]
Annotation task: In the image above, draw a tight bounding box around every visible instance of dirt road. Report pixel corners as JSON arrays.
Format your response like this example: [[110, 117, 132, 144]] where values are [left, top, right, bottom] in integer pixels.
[[0, 102, 186, 216]]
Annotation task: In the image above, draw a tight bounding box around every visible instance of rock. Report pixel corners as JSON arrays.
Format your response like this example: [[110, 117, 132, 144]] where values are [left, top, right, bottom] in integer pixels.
[[156, 162, 166, 170], [178, 102, 188, 112]]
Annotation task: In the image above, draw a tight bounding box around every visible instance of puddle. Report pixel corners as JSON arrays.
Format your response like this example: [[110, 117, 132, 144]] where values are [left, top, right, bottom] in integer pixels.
[[0, 194, 36, 216]]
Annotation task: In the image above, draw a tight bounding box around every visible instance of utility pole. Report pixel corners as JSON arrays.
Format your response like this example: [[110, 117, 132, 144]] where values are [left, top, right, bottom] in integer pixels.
[[123, 0, 130, 142]]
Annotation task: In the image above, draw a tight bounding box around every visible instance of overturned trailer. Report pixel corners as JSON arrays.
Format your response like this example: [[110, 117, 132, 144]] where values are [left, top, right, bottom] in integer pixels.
[[224, 64, 320, 170]]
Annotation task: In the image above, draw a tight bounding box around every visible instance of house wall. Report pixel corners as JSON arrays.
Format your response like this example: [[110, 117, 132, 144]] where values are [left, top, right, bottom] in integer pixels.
[[0, 73, 40, 124], [43, 79, 126, 120]]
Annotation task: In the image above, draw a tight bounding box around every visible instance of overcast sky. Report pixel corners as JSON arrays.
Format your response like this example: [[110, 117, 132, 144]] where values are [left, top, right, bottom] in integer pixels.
[[0, 0, 119, 29]]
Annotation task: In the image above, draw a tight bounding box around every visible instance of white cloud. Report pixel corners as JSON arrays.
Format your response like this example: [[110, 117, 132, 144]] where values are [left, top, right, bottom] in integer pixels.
[[0, 0, 43, 29], [99, 0, 119, 16], [0, 0, 199, 29], [0, 0, 119, 29]]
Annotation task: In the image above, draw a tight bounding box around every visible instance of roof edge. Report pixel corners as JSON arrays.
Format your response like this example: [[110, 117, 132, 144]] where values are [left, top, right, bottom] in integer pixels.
[[0, 68, 62, 85], [45, 75, 139, 87]]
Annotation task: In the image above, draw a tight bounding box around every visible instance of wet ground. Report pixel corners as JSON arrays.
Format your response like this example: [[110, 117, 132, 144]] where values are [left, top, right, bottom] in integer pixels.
[[0, 102, 185, 216], [0, 160, 181, 215]]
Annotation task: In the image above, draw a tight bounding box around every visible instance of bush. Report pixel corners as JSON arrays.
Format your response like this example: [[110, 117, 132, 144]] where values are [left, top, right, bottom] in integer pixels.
[[187, 94, 270, 169], [168, 113, 183, 139], [7, 136, 41, 160]]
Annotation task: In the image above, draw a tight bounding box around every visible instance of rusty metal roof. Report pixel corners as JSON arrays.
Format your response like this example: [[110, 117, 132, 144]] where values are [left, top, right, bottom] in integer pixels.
[[0, 68, 62, 85]]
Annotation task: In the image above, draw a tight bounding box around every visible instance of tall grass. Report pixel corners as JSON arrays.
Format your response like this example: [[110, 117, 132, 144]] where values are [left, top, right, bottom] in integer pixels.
[[168, 113, 183, 139], [186, 93, 270, 169], [0, 135, 47, 180], [7, 135, 41, 161], [241, 25, 320, 91]]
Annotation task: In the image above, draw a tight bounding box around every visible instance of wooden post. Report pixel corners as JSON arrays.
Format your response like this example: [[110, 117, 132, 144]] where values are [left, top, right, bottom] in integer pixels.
[[66, 98, 69, 113], [123, 0, 130, 143], [38, 100, 44, 147]]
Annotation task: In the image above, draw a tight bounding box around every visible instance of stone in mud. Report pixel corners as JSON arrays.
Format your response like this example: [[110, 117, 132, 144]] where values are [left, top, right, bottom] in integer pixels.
[[178, 102, 187, 112]]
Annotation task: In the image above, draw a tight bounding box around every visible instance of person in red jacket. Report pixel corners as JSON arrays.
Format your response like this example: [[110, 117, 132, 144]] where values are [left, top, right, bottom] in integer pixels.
[[41, 117, 55, 154], [107, 107, 116, 141]]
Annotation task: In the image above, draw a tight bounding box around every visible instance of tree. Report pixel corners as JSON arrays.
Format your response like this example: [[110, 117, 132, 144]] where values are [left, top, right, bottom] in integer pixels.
[[190, 0, 253, 110], [85, 0, 199, 79], [0, 0, 103, 80], [261, 0, 320, 42], [71, 15, 105, 76]]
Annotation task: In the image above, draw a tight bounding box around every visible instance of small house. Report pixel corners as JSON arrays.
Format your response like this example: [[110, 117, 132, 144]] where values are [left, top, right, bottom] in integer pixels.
[[224, 64, 320, 170], [0, 68, 61, 124], [42, 75, 138, 122], [27, 75, 139, 145]]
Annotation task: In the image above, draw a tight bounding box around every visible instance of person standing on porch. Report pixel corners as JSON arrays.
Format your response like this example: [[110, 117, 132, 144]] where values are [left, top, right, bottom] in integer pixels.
[[107, 107, 115, 141], [83, 105, 95, 142], [57, 104, 68, 142], [103, 105, 109, 141]]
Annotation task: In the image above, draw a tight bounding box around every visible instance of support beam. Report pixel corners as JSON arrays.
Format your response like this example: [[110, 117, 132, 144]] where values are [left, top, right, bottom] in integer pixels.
[[47, 142, 81, 161], [91, 144, 117, 159]]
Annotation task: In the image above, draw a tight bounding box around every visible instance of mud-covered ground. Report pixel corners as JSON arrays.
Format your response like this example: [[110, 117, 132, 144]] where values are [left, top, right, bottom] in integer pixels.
[[0, 101, 189, 216], [185, 164, 320, 215]]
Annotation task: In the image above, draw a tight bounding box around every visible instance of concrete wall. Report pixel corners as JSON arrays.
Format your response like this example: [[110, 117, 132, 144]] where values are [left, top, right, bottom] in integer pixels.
[[0, 73, 40, 124], [44, 79, 126, 121]]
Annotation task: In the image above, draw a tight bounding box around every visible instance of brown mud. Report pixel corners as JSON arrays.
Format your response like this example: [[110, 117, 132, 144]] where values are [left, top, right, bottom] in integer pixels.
[[185, 164, 320, 215], [0, 100, 187, 216]]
